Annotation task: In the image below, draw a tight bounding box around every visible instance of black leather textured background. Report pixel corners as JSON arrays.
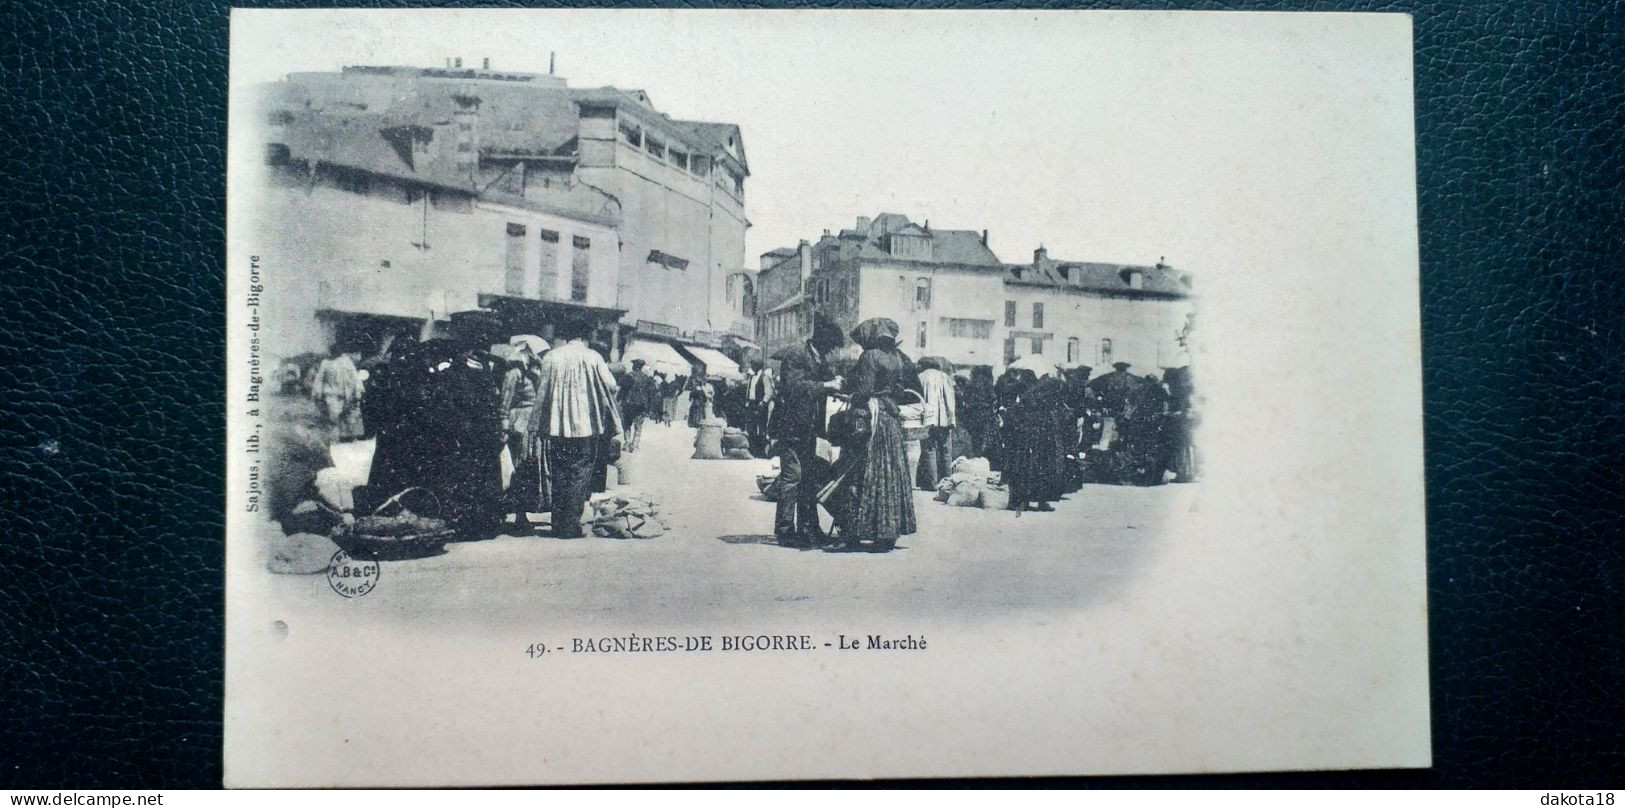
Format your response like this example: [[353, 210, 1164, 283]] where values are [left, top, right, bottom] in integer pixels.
[[2, 0, 1621, 788]]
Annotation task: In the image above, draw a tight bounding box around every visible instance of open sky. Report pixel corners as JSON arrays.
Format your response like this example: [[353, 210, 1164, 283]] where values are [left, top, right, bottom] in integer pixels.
[[233, 9, 1415, 277]]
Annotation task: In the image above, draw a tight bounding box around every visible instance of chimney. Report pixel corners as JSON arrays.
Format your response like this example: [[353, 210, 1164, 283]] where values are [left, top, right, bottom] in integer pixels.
[[924, 219, 930, 231], [549, 52, 556, 75], [981, 229, 988, 246], [445, 57, 452, 68], [856, 215, 872, 233], [1034, 245, 1048, 266], [454, 57, 463, 69], [798, 240, 813, 284], [482, 57, 490, 70], [823, 229, 832, 237]]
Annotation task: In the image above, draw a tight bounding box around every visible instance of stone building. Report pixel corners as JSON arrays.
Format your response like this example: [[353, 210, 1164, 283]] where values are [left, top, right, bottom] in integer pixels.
[[1002, 248, 1195, 373], [756, 213, 1195, 376], [248, 61, 753, 357]]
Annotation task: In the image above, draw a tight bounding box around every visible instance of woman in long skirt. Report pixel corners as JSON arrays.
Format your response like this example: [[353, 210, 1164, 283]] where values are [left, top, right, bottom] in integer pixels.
[[829, 318, 921, 552], [1002, 372, 1071, 512], [686, 377, 713, 427]]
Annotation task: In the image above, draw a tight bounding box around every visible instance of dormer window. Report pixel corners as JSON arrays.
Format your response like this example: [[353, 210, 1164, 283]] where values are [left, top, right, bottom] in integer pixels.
[[1128, 270, 1144, 290]]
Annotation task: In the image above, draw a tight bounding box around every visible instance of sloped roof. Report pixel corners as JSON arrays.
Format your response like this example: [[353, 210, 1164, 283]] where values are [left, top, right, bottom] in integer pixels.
[[1005, 261, 1194, 297], [265, 94, 618, 220], [570, 90, 748, 174], [672, 120, 749, 175], [867, 212, 914, 237], [266, 77, 581, 161], [278, 110, 478, 191], [847, 226, 1003, 268], [928, 230, 1001, 266]]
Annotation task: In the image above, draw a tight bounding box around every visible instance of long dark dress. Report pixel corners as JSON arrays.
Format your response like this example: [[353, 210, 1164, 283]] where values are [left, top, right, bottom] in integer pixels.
[[686, 382, 711, 427], [959, 376, 997, 459], [831, 347, 919, 548], [360, 342, 502, 534], [1003, 376, 1071, 506]]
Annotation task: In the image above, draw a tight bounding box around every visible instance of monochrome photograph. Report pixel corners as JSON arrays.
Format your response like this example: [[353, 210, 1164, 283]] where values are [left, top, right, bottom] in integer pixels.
[[224, 9, 1430, 786]]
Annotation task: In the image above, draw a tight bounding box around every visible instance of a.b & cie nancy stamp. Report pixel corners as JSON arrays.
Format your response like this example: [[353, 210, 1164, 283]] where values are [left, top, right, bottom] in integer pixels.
[[326, 550, 379, 598]]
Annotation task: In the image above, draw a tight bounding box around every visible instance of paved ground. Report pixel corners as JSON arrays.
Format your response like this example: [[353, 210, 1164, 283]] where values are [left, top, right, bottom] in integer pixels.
[[260, 421, 1197, 629]]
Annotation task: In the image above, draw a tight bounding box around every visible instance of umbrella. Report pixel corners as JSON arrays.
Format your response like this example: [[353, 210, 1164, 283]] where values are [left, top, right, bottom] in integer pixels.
[[1006, 354, 1061, 376]]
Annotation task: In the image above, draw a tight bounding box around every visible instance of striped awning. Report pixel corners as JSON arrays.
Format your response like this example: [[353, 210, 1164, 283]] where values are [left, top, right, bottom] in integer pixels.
[[622, 339, 691, 377], [682, 345, 742, 380]]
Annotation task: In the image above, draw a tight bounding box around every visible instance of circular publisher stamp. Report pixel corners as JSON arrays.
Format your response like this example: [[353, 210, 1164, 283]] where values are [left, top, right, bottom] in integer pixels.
[[326, 550, 379, 598]]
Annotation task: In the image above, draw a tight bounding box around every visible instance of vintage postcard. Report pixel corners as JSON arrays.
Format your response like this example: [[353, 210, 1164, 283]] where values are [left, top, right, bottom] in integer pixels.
[[224, 9, 1429, 786]]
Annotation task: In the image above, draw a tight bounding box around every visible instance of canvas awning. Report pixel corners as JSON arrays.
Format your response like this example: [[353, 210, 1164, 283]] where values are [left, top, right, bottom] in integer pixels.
[[682, 345, 742, 380], [622, 339, 691, 377]]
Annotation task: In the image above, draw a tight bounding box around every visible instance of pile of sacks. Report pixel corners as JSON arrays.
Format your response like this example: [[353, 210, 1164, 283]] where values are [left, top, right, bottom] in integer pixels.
[[720, 428, 754, 459], [933, 456, 1010, 510], [587, 492, 669, 539], [695, 423, 755, 460]]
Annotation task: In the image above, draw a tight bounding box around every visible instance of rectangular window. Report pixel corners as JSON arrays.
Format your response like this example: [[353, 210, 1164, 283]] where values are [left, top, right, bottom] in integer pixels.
[[944, 318, 994, 339], [645, 135, 665, 160], [571, 236, 591, 302], [1004, 300, 1017, 327], [1031, 337, 1044, 355], [537, 230, 560, 299], [1032, 302, 1045, 329], [915, 278, 932, 310], [1067, 337, 1080, 364], [917, 322, 929, 350], [670, 150, 689, 171], [618, 120, 641, 147], [504, 223, 527, 296], [690, 155, 710, 176], [1099, 338, 1114, 366]]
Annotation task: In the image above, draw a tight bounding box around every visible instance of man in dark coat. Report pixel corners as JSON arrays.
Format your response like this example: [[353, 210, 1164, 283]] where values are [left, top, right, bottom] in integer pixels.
[[743, 359, 775, 457], [767, 313, 845, 548], [1087, 361, 1140, 418], [622, 359, 660, 453]]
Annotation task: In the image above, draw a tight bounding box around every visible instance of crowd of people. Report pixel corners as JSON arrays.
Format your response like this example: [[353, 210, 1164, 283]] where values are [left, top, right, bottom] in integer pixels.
[[758, 313, 1201, 552], [270, 320, 676, 541], [267, 314, 1197, 552]]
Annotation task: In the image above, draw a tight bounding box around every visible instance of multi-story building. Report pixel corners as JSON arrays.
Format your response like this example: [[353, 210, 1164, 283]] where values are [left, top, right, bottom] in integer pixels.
[[756, 214, 1006, 365], [572, 88, 752, 339], [1002, 248, 1195, 372], [249, 61, 753, 357], [756, 213, 1195, 376]]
